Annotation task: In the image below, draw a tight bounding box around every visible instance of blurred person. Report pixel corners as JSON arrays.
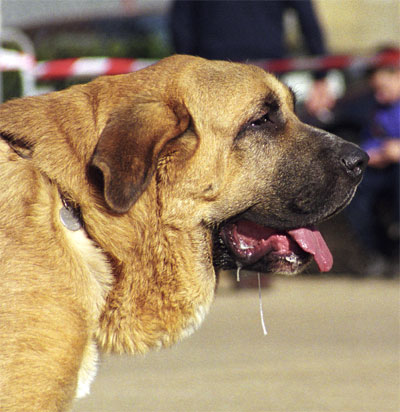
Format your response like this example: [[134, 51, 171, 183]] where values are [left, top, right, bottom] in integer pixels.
[[346, 64, 400, 277], [170, 0, 335, 118]]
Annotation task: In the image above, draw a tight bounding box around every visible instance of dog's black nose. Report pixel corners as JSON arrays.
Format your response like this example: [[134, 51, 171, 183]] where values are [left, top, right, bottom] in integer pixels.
[[340, 144, 369, 179]]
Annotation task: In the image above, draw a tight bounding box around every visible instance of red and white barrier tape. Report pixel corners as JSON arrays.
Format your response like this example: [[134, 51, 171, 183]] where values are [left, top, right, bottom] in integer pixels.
[[253, 51, 400, 73], [0, 48, 36, 72], [35, 57, 157, 80], [1, 48, 399, 79]]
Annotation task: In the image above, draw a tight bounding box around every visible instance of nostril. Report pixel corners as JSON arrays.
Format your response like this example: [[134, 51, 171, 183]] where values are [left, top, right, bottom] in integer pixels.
[[341, 150, 369, 178], [341, 156, 360, 172]]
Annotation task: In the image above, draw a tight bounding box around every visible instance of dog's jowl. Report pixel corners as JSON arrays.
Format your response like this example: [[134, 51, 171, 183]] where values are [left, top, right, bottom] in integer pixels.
[[0, 55, 368, 411]]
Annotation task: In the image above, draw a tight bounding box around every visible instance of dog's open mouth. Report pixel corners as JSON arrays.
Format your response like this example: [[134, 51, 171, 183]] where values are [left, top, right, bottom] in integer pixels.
[[216, 219, 333, 275]]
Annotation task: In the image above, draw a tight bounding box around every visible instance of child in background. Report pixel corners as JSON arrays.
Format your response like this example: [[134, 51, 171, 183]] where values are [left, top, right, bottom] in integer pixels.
[[346, 64, 400, 276], [363, 67, 400, 167]]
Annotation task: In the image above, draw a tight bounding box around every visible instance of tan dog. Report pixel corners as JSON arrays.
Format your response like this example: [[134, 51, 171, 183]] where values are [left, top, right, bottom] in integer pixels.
[[0, 55, 368, 411]]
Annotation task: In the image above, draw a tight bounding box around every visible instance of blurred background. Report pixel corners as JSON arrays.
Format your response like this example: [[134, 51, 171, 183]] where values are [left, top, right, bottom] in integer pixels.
[[1, 1, 399, 411]]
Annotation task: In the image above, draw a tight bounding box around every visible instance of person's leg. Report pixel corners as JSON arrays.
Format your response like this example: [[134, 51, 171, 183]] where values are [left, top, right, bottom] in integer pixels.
[[346, 167, 384, 252]]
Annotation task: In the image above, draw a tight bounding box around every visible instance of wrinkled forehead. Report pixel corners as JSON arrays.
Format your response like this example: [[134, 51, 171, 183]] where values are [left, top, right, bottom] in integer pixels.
[[180, 60, 294, 128]]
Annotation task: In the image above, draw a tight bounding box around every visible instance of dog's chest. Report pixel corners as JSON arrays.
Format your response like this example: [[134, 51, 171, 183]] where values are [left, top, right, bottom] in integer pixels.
[[76, 340, 99, 398], [60, 218, 114, 399], [179, 304, 210, 341]]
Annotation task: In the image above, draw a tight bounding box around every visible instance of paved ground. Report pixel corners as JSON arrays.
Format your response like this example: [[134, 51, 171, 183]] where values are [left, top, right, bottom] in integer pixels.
[[73, 275, 399, 412]]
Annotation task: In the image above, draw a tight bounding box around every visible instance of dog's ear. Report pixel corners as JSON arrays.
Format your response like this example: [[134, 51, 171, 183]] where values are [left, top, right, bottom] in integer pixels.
[[90, 101, 190, 213], [0, 97, 38, 159]]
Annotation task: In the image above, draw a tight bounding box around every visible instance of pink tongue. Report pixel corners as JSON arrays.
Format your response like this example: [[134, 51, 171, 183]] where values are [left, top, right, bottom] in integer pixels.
[[233, 220, 333, 272], [288, 227, 333, 272]]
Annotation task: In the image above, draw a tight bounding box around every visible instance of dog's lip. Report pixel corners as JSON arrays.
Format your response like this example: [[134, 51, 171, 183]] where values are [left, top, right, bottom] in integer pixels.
[[219, 219, 333, 272]]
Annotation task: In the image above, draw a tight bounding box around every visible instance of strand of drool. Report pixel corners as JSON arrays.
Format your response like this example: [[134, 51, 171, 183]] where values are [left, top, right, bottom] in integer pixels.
[[257, 272, 268, 336], [236, 263, 242, 282]]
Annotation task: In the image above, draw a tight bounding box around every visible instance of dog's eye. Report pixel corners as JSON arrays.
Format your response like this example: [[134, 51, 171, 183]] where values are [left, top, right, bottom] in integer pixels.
[[250, 112, 272, 127]]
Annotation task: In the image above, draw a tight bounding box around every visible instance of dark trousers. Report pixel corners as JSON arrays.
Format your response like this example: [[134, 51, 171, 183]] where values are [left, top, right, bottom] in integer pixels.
[[346, 164, 399, 256]]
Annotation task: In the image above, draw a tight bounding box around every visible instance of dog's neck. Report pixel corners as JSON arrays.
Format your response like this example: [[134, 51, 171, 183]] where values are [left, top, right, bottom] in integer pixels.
[[5, 117, 217, 356], [79, 188, 216, 355]]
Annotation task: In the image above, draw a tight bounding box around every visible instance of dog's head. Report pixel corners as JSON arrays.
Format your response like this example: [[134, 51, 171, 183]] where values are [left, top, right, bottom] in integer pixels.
[[0, 55, 368, 277], [87, 55, 368, 275]]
